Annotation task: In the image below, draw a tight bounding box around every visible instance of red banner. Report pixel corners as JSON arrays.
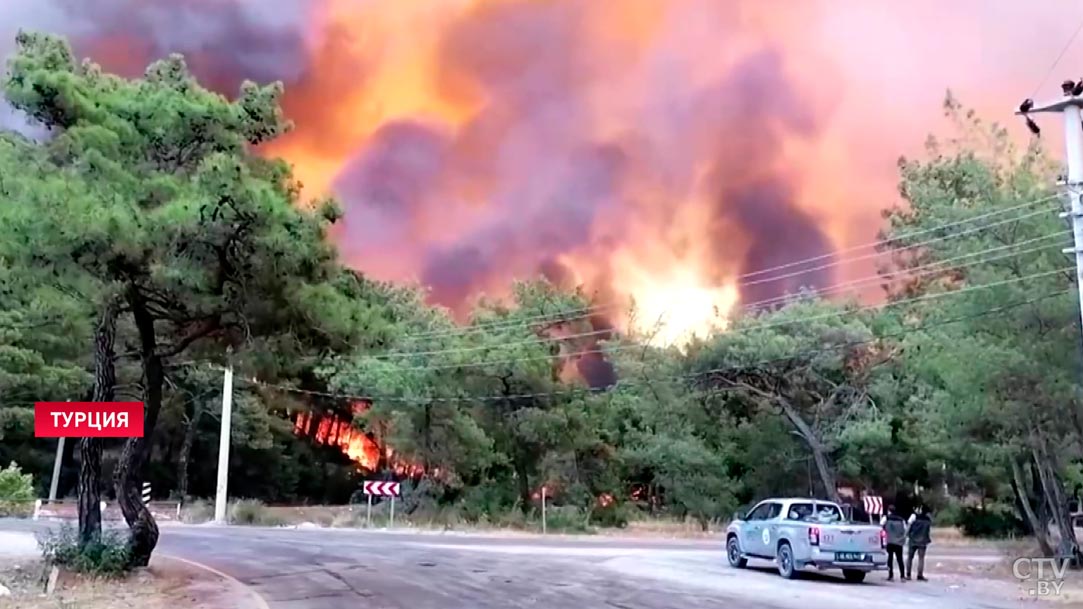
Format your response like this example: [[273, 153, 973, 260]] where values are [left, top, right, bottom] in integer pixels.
[[34, 402, 144, 438]]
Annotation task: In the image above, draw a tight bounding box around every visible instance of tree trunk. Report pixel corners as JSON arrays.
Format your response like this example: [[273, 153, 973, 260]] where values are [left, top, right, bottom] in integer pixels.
[[514, 454, 531, 515], [1012, 458, 1054, 556], [78, 298, 119, 546], [1033, 440, 1080, 559], [113, 289, 161, 568], [176, 402, 203, 502], [777, 398, 841, 503]]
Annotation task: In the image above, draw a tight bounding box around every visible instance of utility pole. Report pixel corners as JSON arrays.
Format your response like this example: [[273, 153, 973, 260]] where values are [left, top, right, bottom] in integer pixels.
[[1019, 90, 1083, 341], [47, 399, 70, 502], [214, 361, 234, 524], [47, 437, 64, 502]]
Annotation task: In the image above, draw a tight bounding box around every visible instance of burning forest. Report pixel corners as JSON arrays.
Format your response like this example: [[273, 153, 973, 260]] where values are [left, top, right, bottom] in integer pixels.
[[2, 0, 1073, 473], [0, 0, 1063, 343], [1, 0, 900, 347], [293, 402, 381, 471]]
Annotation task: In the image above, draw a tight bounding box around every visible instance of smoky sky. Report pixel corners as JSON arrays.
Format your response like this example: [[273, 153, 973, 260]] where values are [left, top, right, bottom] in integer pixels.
[[330, 3, 835, 313], [2, 0, 837, 319], [697, 49, 834, 307]]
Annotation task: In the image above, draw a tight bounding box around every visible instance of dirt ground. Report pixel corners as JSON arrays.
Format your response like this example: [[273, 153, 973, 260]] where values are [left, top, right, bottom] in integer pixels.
[[0, 555, 261, 609]]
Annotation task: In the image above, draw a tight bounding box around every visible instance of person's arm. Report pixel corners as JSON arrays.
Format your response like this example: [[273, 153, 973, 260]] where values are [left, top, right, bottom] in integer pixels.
[[879, 515, 887, 526]]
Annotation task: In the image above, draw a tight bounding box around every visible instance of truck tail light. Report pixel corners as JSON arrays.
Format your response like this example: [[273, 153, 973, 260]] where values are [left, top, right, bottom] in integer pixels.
[[808, 526, 820, 546], [879, 529, 886, 548]]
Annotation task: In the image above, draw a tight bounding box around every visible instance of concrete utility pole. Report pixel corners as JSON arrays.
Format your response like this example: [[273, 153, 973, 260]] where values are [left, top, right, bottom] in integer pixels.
[[47, 437, 64, 502], [1019, 92, 1083, 342], [47, 400, 70, 502], [214, 362, 234, 524]]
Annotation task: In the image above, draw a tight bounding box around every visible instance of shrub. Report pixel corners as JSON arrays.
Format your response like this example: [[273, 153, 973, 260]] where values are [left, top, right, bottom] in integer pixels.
[[459, 484, 518, 523], [0, 462, 35, 517], [591, 502, 632, 529], [180, 499, 214, 524], [229, 499, 284, 526], [495, 508, 527, 529], [543, 505, 592, 533], [932, 500, 963, 527], [37, 524, 131, 576], [331, 509, 365, 528], [958, 506, 1027, 538]]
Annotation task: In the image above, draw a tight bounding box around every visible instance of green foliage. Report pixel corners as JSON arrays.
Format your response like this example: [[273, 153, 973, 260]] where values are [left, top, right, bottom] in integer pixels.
[[590, 501, 632, 529], [958, 506, 1027, 539], [543, 505, 591, 533], [38, 524, 131, 576], [0, 462, 35, 516], [933, 500, 963, 527]]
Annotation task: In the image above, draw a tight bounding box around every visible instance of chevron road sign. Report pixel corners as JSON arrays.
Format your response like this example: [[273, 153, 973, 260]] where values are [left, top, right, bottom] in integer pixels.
[[363, 480, 401, 497], [362, 480, 401, 528], [862, 495, 883, 516]]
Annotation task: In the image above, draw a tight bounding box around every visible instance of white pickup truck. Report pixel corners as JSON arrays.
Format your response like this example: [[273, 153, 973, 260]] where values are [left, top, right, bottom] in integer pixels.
[[725, 497, 888, 582]]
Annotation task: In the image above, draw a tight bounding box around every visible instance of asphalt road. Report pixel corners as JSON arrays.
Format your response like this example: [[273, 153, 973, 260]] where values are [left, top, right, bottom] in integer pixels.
[[0, 520, 1029, 609]]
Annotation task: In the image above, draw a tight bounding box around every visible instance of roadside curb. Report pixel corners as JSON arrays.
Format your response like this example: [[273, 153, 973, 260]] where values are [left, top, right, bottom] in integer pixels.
[[160, 553, 271, 609]]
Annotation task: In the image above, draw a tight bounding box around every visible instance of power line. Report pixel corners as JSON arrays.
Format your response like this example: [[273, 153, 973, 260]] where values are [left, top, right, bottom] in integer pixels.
[[1031, 16, 1083, 98], [392, 266, 1070, 372], [745, 231, 1067, 312], [738, 194, 1058, 278], [681, 288, 1072, 384], [369, 232, 1067, 360], [229, 288, 1072, 404], [400, 195, 1062, 340], [735, 205, 1056, 290]]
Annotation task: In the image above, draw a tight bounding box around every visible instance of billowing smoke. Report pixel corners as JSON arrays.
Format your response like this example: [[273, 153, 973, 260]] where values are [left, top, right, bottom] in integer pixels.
[[3, 0, 1070, 350]]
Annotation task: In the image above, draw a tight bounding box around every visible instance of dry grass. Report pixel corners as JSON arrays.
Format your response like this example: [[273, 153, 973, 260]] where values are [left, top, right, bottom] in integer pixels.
[[928, 526, 1023, 548], [596, 516, 722, 539], [0, 556, 255, 609], [266, 505, 350, 527]]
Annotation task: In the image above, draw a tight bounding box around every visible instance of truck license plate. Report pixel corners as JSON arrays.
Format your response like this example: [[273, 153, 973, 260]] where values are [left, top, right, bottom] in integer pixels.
[[836, 552, 866, 562]]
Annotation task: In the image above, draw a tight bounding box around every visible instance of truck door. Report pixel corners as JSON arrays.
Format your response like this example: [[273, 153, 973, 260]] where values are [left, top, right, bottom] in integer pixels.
[[742, 502, 772, 556], [762, 502, 784, 557]]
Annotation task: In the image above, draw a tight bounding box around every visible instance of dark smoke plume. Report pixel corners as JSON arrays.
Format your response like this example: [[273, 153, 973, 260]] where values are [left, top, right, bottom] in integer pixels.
[[3, 0, 836, 327]]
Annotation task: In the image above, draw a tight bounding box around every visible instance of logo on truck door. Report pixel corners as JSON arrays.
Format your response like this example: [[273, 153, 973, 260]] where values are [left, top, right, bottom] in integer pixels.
[[762, 528, 770, 545]]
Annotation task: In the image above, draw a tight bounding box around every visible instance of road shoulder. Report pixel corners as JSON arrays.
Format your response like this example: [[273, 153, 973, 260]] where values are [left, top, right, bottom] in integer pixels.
[[0, 530, 267, 609]]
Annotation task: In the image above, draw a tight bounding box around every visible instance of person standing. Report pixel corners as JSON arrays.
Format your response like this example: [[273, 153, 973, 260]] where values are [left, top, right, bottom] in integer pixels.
[[882, 504, 907, 581], [906, 506, 932, 581]]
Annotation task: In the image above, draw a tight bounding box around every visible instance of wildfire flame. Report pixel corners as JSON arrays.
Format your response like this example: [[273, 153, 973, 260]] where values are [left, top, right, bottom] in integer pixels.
[[293, 401, 379, 470], [257, 0, 848, 347]]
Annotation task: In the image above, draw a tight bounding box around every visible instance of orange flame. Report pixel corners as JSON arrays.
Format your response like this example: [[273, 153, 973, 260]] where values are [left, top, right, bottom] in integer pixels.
[[293, 402, 380, 470]]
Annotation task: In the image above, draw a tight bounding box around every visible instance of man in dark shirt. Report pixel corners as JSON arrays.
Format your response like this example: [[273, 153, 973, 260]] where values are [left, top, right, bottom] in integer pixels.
[[906, 506, 932, 581], [881, 504, 907, 581]]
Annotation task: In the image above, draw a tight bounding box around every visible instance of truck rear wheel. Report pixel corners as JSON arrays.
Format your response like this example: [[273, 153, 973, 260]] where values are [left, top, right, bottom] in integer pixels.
[[776, 542, 797, 579], [726, 537, 747, 568], [842, 569, 866, 583]]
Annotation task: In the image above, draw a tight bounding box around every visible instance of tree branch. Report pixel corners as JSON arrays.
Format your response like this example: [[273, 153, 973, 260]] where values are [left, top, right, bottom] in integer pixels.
[[156, 317, 221, 359]]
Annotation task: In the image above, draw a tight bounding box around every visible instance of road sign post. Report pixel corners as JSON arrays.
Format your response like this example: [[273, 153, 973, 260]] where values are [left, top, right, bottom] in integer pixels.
[[541, 486, 547, 535], [362, 480, 401, 529], [366, 494, 373, 528]]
